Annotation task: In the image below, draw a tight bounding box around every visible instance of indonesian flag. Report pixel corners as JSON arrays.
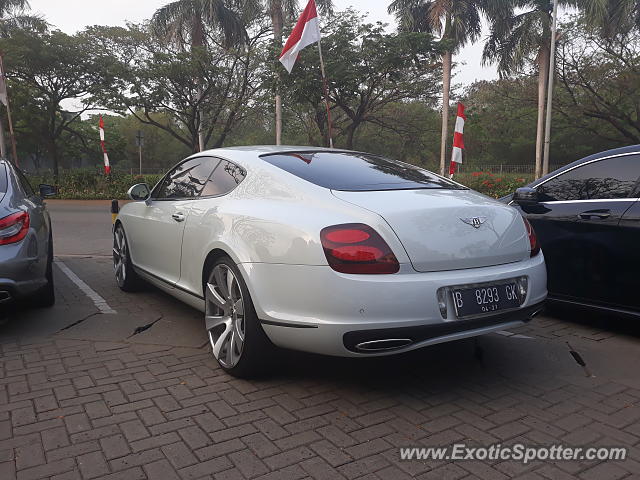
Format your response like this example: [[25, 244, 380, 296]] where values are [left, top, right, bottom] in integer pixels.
[[99, 115, 111, 175], [449, 103, 466, 176], [279, 0, 321, 73]]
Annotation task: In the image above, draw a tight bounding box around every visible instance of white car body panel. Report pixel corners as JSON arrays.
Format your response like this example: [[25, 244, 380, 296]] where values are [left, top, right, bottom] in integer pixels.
[[117, 146, 547, 358], [123, 199, 193, 283], [332, 189, 530, 272]]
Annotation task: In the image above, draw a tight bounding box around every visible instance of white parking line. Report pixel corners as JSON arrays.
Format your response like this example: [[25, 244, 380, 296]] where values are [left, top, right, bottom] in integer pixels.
[[54, 260, 116, 314]]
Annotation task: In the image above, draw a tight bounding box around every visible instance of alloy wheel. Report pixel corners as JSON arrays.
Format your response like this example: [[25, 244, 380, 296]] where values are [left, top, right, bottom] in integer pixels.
[[113, 227, 127, 285], [205, 264, 245, 368]]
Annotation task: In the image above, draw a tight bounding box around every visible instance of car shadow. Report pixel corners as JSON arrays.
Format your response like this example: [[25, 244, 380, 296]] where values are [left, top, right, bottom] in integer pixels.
[[547, 302, 640, 338], [267, 337, 508, 389]]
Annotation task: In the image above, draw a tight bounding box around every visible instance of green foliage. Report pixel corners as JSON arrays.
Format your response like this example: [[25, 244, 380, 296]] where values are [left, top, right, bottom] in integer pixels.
[[25, 168, 529, 200], [1, 2, 639, 179], [274, 10, 442, 148], [1, 27, 120, 174], [456, 171, 533, 198], [27, 169, 162, 200], [556, 16, 640, 144], [97, 23, 270, 152]]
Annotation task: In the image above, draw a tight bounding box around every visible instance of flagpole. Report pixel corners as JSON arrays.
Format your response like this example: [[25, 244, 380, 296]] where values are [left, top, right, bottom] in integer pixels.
[[0, 53, 18, 167], [542, 0, 559, 176], [316, 40, 334, 149]]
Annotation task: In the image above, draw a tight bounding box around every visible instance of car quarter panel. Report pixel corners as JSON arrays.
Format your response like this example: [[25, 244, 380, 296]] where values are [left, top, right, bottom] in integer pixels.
[[176, 164, 411, 298], [332, 188, 530, 272], [0, 166, 49, 297]]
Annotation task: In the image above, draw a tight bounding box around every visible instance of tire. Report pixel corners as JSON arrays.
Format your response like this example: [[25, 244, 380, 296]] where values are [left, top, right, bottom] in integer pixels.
[[113, 223, 142, 292], [34, 231, 55, 308], [204, 257, 273, 378]]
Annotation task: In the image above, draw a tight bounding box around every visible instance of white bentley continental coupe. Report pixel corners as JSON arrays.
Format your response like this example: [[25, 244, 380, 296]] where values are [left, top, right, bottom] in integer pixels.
[[114, 146, 547, 376]]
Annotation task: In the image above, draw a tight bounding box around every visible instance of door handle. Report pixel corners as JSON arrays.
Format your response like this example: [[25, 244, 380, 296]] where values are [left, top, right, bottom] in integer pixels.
[[578, 209, 611, 220], [171, 212, 185, 222]]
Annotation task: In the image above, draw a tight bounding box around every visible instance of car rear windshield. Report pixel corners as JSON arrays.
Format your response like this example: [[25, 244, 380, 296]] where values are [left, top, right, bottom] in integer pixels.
[[261, 151, 464, 191], [0, 164, 7, 194]]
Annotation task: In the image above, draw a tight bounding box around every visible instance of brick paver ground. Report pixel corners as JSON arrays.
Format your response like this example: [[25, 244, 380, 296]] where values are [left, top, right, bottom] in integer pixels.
[[1, 256, 639, 479]]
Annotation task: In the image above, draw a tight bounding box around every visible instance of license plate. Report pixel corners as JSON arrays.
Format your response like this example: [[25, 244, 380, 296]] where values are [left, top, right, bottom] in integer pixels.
[[451, 282, 520, 318]]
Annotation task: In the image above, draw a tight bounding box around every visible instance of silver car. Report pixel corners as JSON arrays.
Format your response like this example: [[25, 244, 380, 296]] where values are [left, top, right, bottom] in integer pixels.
[[0, 159, 56, 308]]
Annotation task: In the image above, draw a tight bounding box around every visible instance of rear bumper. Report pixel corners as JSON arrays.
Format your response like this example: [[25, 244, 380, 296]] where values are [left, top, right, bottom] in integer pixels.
[[342, 302, 544, 353], [239, 253, 547, 357], [0, 242, 47, 303]]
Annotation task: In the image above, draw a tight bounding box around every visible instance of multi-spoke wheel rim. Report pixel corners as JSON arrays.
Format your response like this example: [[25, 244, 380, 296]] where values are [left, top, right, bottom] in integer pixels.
[[113, 228, 127, 285], [205, 264, 245, 368]]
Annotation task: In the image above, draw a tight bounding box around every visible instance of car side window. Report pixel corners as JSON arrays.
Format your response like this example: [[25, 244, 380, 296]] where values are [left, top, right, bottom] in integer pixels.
[[15, 168, 35, 197], [537, 155, 640, 201], [200, 160, 246, 197], [153, 157, 219, 200]]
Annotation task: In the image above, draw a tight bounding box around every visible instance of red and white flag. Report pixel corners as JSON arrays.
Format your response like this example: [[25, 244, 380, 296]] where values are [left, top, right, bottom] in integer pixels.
[[99, 115, 111, 175], [449, 103, 466, 177], [279, 0, 321, 74]]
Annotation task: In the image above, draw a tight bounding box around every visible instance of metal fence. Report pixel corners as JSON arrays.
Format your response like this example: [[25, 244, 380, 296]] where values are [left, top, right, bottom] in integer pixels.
[[454, 164, 564, 175]]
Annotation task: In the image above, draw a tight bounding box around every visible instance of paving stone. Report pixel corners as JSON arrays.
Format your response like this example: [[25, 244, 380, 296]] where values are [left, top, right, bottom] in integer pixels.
[[1, 256, 639, 480]]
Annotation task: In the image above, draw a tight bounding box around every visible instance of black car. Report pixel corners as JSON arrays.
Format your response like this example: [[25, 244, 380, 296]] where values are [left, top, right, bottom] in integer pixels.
[[505, 145, 640, 317]]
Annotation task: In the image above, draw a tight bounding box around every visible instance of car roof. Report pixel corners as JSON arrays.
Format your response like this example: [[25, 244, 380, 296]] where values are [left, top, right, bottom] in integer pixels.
[[531, 144, 640, 187], [192, 145, 351, 165]]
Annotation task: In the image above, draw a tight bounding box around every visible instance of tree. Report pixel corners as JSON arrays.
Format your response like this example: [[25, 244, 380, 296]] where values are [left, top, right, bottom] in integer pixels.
[[280, 11, 441, 149], [1, 28, 118, 176], [0, 0, 46, 163], [459, 77, 616, 168], [556, 17, 640, 144], [582, 0, 640, 37], [482, 0, 579, 179], [267, 0, 332, 145], [151, 0, 257, 151], [0, 0, 45, 35], [389, 0, 501, 175], [101, 24, 270, 154]]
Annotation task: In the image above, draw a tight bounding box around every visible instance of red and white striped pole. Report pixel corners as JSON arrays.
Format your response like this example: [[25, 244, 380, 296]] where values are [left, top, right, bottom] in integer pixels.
[[448, 102, 466, 178], [99, 115, 111, 175]]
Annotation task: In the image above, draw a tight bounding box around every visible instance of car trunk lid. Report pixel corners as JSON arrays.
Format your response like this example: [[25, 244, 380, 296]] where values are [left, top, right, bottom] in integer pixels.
[[331, 188, 530, 272]]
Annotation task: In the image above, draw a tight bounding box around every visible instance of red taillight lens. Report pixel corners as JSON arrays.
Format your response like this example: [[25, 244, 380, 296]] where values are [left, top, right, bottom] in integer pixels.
[[320, 223, 399, 274], [523, 217, 540, 257], [0, 211, 30, 245]]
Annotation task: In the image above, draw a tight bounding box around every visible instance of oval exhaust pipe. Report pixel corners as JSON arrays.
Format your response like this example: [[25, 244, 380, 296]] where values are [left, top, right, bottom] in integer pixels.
[[355, 338, 413, 352]]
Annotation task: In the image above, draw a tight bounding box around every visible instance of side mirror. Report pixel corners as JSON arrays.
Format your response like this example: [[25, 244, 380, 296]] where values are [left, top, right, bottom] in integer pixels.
[[127, 183, 151, 201], [39, 184, 58, 198], [513, 187, 539, 206]]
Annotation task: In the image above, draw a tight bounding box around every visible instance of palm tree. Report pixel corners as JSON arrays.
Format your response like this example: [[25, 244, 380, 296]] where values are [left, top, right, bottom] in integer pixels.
[[151, 0, 256, 151], [582, 0, 640, 36], [483, 1, 581, 179], [389, 0, 500, 175], [0, 0, 29, 18], [269, 0, 332, 145]]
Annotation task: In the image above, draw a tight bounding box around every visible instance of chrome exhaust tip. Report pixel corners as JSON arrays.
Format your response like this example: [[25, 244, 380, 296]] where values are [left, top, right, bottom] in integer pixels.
[[528, 308, 544, 320], [0, 291, 11, 303], [355, 338, 413, 352]]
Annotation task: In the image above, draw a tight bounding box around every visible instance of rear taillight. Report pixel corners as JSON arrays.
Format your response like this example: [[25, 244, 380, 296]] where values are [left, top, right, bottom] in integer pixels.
[[320, 223, 399, 274], [0, 211, 30, 245], [523, 217, 540, 257]]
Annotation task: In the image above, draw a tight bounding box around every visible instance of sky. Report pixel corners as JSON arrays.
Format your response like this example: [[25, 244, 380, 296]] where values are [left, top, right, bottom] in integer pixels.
[[28, 0, 498, 87]]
